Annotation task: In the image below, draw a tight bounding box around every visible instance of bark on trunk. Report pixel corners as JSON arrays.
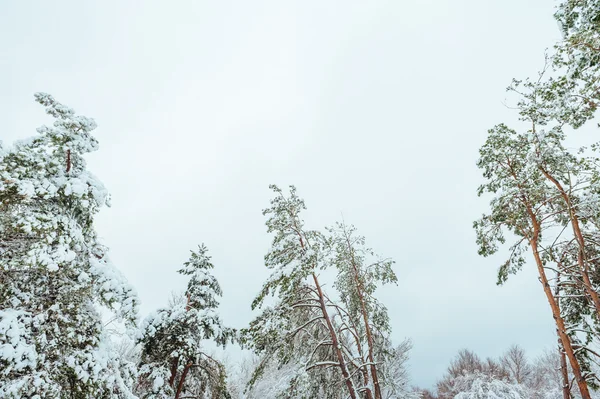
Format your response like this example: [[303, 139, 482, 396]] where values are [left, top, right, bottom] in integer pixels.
[[169, 357, 179, 387], [529, 228, 590, 399], [559, 342, 571, 399], [312, 273, 358, 399], [346, 236, 381, 399], [295, 229, 358, 399], [172, 292, 193, 392], [510, 159, 592, 398], [66, 149, 71, 173], [540, 168, 600, 318], [555, 270, 572, 399], [174, 362, 192, 399]]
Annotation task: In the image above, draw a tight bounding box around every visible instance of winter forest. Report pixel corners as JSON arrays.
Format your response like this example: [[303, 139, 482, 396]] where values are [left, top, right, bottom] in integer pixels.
[[2, 1, 600, 398]]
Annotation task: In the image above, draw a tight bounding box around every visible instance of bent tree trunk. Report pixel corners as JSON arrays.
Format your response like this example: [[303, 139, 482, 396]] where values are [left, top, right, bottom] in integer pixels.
[[312, 273, 358, 399], [529, 229, 590, 399], [541, 168, 600, 319], [346, 237, 381, 399], [295, 227, 358, 399]]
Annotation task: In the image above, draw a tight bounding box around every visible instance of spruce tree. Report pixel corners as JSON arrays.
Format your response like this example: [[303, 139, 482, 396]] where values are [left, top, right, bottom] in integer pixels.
[[0, 93, 139, 398], [136, 244, 233, 399]]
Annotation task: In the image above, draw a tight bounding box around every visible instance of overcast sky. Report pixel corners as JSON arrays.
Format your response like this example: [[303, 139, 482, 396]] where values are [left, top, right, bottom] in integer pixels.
[[1, 0, 565, 389]]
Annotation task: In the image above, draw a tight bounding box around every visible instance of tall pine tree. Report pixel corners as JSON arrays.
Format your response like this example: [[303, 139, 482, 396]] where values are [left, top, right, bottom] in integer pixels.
[[243, 185, 412, 399], [0, 93, 139, 398]]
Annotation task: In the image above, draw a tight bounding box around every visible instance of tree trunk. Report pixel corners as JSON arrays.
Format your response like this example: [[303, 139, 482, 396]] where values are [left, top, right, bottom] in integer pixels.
[[174, 362, 192, 399], [555, 269, 572, 399], [346, 317, 373, 399], [540, 168, 600, 318], [346, 235, 380, 399], [529, 228, 590, 399], [172, 294, 195, 392], [66, 149, 71, 173], [312, 273, 358, 399], [295, 229, 358, 399], [559, 342, 571, 399], [169, 357, 179, 387]]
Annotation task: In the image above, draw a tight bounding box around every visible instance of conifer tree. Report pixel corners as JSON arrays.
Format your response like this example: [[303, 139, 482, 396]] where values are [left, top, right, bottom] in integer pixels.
[[472, 4, 600, 397], [473, 66, 600, 398], [243, 185, 412, 399], [0, 93, 139, 398], [136, 244, 234, 399], [553, 0, 600, 127], [242, 185, 357, 398], [326, 222, 399, 399]]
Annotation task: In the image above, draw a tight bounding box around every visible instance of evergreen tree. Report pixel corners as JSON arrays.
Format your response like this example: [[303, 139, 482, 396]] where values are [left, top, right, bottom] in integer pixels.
[[474, 55, 600, 399], [474, 114, 593, 398], [136, 244, 234, 399], [473, 1, 600, 396], [553, 0, 600, 128], [242, 185, 354, 398], [326, 221, 399, 399], [0, 93, 139, 398], [242, 185, 412, 399]]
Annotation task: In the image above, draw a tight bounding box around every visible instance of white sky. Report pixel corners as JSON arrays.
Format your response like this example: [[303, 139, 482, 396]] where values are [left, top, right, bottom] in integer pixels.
[[1, 0, 564, 389]]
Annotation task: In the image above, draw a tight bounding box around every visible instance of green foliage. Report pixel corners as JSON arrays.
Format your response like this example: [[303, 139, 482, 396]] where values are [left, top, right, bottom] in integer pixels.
[[326, 221, 397, 337], [252, 184, 325, 310], [0, 93, 139, 398], [179, 244, 223, 311], [243, 185, 407, 398], [137, 245, 234, 399], [475, 2, 600, 389]]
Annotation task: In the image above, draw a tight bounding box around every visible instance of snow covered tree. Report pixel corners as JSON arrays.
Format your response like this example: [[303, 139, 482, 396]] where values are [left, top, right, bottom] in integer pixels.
[[136, 244, 234, 399], [378, 340, 420, 399], [486, 9, 600, 385], [242, 185, 412, 399], [555, 0, 600, 69], [436, 350, 510, 398], [326, 221, 398, 399], [451, 372, 528, 399], [242, 185, 357, 398], [500, 345, 532, 386], [0, 93, 140, 398], [551, 0, 600, 128], [473, 64, 600, 397], [227, 355, 316, 399], [473, 2, 600, 394], [476, 9, 600, 380], [528, 350, 572, 399], [438, 363, 523, 399], [429, 347, 583, 399]]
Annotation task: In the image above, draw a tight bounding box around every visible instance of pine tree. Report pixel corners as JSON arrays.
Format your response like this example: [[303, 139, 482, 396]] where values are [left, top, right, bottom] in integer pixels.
[[136, 244, 234, 399], [242, 185, 411, 399], [242, 185, 356, 398], [0, 93, 139, 398], [553, 0, 600, 128], [326, 221, 399, 399], [473, 67, 600, 398], [473, 2, 600, 396]]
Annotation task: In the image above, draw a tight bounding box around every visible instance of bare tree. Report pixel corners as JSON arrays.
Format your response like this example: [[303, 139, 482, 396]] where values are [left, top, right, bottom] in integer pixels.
[[500, 345, 532, 385]]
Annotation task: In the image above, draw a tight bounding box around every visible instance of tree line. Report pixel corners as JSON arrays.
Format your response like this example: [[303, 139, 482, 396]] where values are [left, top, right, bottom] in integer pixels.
[[419, 345, 593, 399], [2, 0, 600, 398], [0, 93, 412, 398]]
